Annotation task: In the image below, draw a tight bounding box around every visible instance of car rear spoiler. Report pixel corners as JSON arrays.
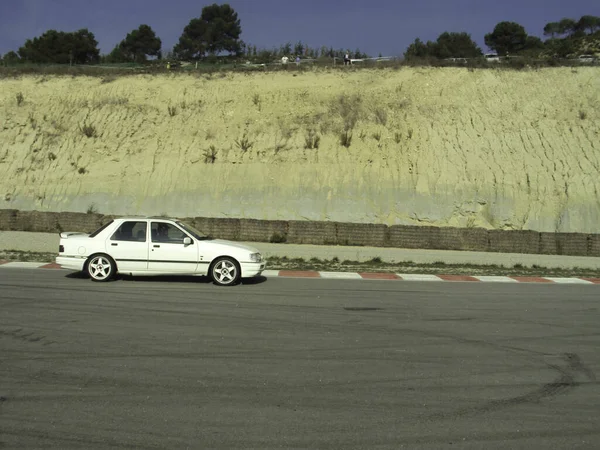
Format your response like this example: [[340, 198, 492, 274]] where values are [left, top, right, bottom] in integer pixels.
[[59, 232, 89, 239]]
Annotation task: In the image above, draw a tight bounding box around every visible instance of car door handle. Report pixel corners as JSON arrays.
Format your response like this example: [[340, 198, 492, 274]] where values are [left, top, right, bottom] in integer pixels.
[[111, 243, 118, 246], [153, 245, 160, 248]]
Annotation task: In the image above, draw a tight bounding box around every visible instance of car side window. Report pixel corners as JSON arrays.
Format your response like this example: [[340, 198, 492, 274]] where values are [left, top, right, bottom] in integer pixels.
[[110, 221, 147, 242], [151, 222, 187, 244]]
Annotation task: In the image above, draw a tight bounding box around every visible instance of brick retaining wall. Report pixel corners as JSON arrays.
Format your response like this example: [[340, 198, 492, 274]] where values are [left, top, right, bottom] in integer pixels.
[[1, 209, 598, 257]]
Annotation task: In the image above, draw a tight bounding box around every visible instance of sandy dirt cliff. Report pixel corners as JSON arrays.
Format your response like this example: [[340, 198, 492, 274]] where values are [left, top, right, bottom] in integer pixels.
[[0, 66, 599, 232]]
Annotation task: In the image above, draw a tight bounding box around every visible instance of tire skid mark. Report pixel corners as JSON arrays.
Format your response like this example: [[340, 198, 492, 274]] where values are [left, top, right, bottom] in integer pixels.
[[426, 352, 596, 421], [0, 328, 56, 346]]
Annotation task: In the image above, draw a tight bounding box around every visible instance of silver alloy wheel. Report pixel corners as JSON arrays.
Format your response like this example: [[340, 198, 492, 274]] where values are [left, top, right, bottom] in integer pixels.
[[212, 257, 240, 286], [87, 255, 115, 282]]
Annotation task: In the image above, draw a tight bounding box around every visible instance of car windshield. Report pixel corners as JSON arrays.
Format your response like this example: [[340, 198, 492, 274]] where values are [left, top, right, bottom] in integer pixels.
[[176, 221, 212, 240]]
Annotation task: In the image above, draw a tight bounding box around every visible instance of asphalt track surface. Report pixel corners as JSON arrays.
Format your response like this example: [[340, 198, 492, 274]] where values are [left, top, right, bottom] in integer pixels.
[[1, 269, 599, 449]]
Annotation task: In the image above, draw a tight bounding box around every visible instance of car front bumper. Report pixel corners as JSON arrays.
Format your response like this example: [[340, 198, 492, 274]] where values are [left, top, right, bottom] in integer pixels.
[[240, 261, 266, 278], [56, 256, 86, 272]]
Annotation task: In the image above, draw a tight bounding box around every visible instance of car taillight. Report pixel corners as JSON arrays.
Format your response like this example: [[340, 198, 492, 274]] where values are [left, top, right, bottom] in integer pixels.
[[59, 245, 64, 253]]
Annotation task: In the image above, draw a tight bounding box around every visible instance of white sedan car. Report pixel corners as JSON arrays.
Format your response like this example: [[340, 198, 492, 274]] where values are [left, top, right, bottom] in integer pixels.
[[56, 217, 266, 286]]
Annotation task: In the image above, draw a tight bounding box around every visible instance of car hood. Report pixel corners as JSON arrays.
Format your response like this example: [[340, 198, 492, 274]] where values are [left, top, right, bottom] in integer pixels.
[[209, 239, 261, 254]]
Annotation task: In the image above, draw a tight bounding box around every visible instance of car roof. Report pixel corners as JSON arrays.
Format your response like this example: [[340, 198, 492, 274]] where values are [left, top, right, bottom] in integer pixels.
[[113, 216, 180, 222]]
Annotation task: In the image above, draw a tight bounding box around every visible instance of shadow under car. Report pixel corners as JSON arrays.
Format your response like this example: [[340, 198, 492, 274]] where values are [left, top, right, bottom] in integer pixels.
[[65, 271, 267, 285]]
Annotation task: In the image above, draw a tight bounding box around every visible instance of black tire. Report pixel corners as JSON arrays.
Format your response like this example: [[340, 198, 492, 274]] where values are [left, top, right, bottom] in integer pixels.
[[210, 257, 241, 286], [86, 254, 117, 282]]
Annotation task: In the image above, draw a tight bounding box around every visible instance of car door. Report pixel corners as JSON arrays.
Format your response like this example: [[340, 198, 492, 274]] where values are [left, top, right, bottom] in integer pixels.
[[148, 221, 199, 273], [106, 221, 149, 272]]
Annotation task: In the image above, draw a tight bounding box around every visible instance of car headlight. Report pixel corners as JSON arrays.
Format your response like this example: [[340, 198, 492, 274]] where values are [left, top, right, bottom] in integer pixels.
[[249, 252, 262, 262]]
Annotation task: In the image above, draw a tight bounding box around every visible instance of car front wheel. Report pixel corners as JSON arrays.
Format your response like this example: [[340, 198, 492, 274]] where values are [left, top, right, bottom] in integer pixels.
[[86, 254, 116, 282], [211, 257, 241, 286]]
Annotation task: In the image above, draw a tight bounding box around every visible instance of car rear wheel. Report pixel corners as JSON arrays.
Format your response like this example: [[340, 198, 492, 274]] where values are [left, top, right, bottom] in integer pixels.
[[86, 254, 116, 282], [211, 257, 241, 286]]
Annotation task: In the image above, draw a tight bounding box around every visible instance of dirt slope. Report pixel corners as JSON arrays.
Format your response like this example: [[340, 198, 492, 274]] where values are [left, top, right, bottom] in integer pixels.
[[0, 66, 598, 232]]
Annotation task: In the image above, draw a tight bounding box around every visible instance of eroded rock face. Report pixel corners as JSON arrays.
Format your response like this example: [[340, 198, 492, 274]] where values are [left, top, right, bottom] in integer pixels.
[[0, 67, 598, 232]]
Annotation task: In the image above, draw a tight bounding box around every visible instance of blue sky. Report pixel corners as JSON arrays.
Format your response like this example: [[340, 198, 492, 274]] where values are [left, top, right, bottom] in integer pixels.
[[0, 0, 597, 57]]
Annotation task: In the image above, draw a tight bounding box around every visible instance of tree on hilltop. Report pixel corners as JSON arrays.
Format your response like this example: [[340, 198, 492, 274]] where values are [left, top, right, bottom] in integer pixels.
[[404, 38, 434, 60], [174, 3, 242, 59], [545, 38, 576, 58], [294, 41, 304, 56], [576, 15, 600, 34], [524, 36, 544, 50], [404, 32, 481, 59], [545, 16, 599, 39], [484, 22, 528, 55], [18, 29, 99, 64], [557, 18, 578, 37], [541, 15, 600, 58], [543, 22, 561, 39], [281, 42, 292, 56], [434, 32, 482, 58], [2, 51, 21, 64], [109, 25, 162, 63], [518, 36, 545, 57]]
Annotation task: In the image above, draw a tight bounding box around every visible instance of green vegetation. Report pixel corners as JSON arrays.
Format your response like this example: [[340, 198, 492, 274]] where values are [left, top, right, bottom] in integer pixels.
[[2, 249, 595, 278], [269, 233, 287, 244], [304, 130, 321, 150], [484, 22, 529, 56], [0, 251, 59, 263], [174, 3, 242, 60], [0, 6, 597, 74], [234, 132, 254, 153], [405, 16, 599, 61], [263, 256, 600, 278], [339, 130, 353, 148], [106, 25, 162, 63], [405, 32, 483, 60], [17, 29, 100, 64], [86, 203, 98, 214], [332, 93, 363, 149], [80, 123, 97, 138], [203, 145, 218, 164]]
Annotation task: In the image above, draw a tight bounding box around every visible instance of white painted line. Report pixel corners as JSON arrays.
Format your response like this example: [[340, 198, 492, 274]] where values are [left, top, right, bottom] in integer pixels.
[[397, 274, 442, 281], [543, 277, 593, 284], [474, 276, 519, 283], [0, 262, 46, 268], [319, 272, 363, 279], [262, 270, 280, 277]]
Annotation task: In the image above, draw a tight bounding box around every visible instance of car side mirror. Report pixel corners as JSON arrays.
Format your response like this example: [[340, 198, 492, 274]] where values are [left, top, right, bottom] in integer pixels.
[[183, 237, 192, 246]]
